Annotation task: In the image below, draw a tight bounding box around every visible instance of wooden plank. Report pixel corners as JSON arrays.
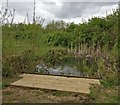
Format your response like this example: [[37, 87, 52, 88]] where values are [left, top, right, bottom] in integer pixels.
[[11, 74, 100, 94]]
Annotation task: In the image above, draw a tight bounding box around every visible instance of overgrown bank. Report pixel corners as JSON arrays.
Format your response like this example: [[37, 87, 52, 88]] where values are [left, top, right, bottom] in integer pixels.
[[2, 9, 119, 103]]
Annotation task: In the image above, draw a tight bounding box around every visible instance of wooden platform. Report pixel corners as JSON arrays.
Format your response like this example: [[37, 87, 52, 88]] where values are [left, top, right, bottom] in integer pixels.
[[11, 74, 100, 94]]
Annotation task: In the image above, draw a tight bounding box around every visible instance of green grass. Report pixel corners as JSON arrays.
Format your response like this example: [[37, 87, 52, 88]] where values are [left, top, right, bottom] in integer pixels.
[[89, 85, 118, 103], [0, 82, 2, 89], [2, 74, 21, 88]]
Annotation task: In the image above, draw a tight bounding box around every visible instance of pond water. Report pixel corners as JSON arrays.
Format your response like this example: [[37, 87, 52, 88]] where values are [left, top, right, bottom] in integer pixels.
[[34, 64, 84, 77], [34, 56, 98, 77]]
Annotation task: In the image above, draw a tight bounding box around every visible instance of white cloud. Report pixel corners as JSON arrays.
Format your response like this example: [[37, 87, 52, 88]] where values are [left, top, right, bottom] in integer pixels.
[[1, 0, 120, 2], [1, 1, 118, 25], [14, 14, 25, 23]]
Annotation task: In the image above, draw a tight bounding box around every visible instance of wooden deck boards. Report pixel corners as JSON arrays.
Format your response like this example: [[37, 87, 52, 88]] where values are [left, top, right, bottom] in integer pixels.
[[11, 74, 100, 94]]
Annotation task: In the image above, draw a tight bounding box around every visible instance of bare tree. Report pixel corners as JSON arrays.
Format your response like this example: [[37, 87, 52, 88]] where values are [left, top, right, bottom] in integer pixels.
[[0, 7, 15, 25], [33, 0, 36, 24], [0, 0, 15, 25], [10, 8, 15, 25], [7, 0, 9, 8], [27, 13, 30, 24], [24, 13, 30, 24]]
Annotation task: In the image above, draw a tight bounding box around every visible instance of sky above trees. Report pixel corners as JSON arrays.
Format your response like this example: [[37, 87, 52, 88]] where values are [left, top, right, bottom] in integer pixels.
[[1, 1, 118, 25]]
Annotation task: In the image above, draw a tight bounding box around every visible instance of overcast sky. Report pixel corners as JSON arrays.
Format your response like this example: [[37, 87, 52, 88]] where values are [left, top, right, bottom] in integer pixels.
[[1, 1, 119, 25]]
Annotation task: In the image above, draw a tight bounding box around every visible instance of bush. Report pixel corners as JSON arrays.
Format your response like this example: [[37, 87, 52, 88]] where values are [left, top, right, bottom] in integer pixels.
[[43, 48, 67, 66], [2, 50, 39, 76], [2, 63, 15, 77], [100, 72, 118, 87]]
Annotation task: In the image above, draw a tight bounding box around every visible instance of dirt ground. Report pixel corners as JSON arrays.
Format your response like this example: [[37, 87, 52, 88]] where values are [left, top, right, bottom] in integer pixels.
[[2, 86, 89, 103], [10, 74, 100, 94]]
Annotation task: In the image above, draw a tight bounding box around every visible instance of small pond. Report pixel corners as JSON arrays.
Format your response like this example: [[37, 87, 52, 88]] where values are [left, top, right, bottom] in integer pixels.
[[34, 64, 84, 77], [34, 56, 98, 77]]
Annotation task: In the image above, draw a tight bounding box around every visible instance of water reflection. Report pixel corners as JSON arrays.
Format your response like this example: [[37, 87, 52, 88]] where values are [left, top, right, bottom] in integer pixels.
[[34, 64, 84, 77], [34, 56, 98, 77]]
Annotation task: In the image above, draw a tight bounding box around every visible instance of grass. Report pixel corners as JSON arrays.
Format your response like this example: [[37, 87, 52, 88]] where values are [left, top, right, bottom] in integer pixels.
[[2, 74, 21, 89], [0, 82, 2, 89], [89, 85, 118, 103]]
